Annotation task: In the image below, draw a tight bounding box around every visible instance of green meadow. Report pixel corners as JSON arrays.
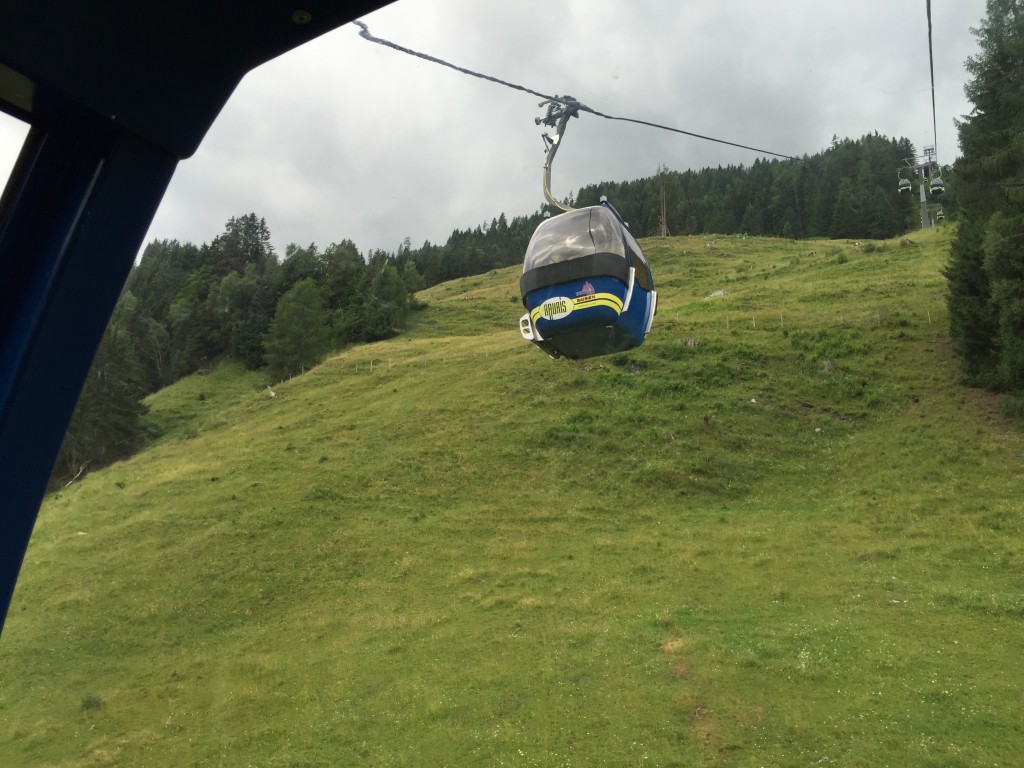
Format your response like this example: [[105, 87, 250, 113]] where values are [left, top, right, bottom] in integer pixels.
[[3, 227, 1023, 767]]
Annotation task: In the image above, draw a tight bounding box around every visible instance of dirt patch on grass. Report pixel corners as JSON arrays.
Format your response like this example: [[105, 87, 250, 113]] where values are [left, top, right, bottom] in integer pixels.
[[661, 637, 685, 655]]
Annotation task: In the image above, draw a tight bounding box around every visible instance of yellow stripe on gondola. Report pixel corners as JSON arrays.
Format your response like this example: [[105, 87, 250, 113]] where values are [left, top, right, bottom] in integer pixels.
[[529, 292, 623, 324]]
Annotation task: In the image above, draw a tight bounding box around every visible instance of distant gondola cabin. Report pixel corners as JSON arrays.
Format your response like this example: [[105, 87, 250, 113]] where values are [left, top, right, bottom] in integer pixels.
[[518, 202, 657, 359]]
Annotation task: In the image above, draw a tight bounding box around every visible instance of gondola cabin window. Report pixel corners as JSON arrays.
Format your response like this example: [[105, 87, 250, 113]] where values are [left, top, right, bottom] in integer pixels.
[[0, 111, 30, 200], [622, 225, 652, 291], [522, 207, 625, 270]]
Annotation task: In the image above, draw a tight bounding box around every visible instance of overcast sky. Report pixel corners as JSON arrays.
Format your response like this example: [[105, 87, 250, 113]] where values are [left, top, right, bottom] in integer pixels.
[[0, 0, 988, 257]]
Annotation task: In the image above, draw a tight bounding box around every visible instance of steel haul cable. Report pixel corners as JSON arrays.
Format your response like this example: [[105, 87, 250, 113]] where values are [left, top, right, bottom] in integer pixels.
[[353, 20, 799, 161], [926, 0, 939, 156]]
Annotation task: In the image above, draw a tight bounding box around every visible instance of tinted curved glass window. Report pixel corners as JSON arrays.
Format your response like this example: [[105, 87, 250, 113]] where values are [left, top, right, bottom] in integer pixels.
[[523, 206, 626, 272], [633, 260, 653, 292], [621, 225, 652, 290], [0, 110, 30, 203]]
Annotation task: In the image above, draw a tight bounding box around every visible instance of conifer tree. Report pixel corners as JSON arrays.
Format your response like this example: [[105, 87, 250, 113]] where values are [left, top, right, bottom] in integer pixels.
[[400, 260, 425, 295], [51, 293, 147, 487], [946, 0, 1024, 390], [264, 278, 331, 380], [362, 264, 409, 341]]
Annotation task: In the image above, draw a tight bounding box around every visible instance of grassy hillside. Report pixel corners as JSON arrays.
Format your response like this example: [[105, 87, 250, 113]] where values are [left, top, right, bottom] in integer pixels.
[[3, 227, 1023, 767]]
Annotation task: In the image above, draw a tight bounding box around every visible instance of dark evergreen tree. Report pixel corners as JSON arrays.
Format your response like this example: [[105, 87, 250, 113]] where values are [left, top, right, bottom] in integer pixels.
[[281, 242, 325, 292], [236, 256, 284, 369], [168, 265, 224, 377], [264, 278, 331, 380], [126, 239, 203, 389], [209, 270, 260, 367], [362, 264, 409, 341], [51, 293, 147, 487], [130, 313, 172, 390], [321, 240, 367, 311], [830, 178, 861, 239], [946, 0, 1024, 390], [127, 239, 203, 323], [400, 259, 425, 295], [207, 213, 274, 277], [984, 213, 1024, 390]]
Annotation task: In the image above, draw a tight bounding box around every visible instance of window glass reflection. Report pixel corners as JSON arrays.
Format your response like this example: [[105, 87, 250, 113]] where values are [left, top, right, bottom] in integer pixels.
[[523, 206, 626, 271], [0, 110, 30, 196]]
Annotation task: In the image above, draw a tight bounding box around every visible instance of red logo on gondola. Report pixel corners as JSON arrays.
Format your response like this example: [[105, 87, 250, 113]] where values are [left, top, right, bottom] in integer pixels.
[[576, 281, 595, 297]]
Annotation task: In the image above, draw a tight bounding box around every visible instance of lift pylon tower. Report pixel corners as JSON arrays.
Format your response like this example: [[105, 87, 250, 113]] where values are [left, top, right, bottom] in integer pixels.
[[900, 146, 943, 230]]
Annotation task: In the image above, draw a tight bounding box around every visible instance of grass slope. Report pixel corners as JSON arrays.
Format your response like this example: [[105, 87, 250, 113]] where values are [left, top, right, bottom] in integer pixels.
[[3, 228, 1024, 767]]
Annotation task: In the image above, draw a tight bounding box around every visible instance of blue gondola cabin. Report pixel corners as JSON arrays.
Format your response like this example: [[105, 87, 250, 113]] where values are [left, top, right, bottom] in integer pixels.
[[518, 202, 657, 359]]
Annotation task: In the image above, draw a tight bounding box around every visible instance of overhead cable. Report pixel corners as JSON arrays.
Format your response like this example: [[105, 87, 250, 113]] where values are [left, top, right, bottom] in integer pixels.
[[353, 20, 799, 161], [926, 0, 939, 156]]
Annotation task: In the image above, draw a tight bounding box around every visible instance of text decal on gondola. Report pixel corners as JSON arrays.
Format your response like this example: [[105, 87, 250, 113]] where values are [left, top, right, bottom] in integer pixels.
[[540, 296, 573, 320]]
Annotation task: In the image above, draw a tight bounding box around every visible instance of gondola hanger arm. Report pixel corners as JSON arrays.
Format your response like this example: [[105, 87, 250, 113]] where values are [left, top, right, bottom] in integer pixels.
[[537, 96, 582, 212]]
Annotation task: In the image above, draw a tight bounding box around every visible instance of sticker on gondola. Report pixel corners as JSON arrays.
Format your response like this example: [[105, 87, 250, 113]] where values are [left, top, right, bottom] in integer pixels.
[[540, 296, 573, 320]]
